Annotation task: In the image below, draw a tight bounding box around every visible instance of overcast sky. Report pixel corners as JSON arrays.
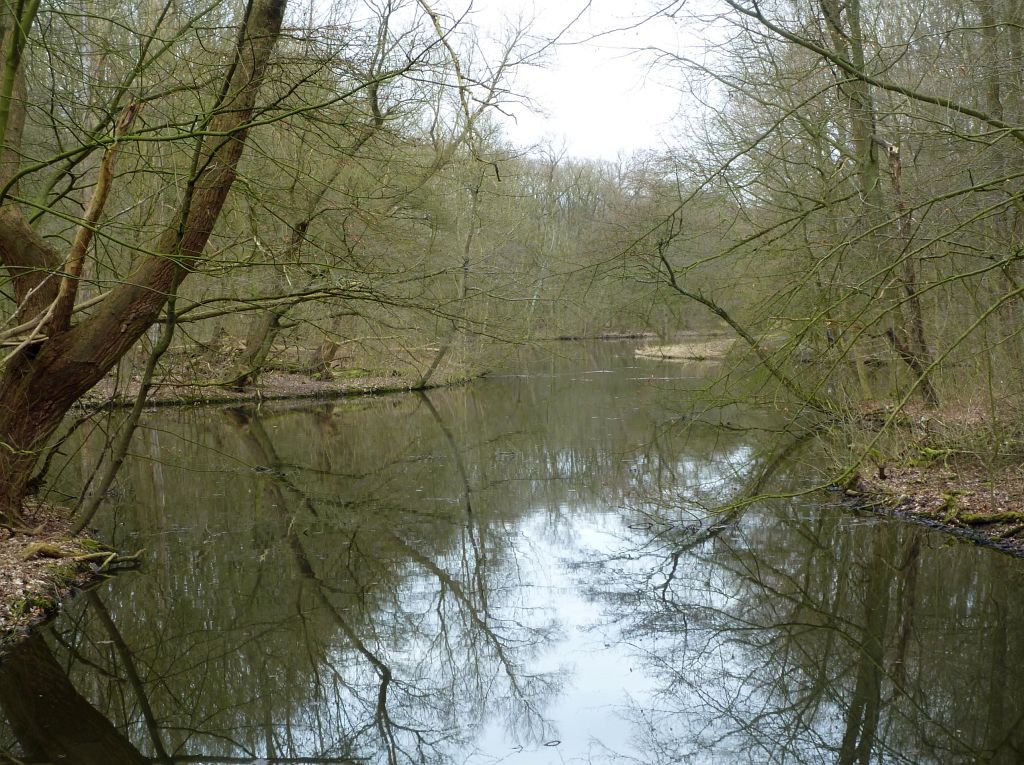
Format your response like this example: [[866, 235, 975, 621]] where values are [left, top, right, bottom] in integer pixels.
[[464, 0, 690, 160]]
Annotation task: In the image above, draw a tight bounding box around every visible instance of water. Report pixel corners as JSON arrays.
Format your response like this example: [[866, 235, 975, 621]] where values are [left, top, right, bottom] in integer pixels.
[[2, 342, 1023, 764]]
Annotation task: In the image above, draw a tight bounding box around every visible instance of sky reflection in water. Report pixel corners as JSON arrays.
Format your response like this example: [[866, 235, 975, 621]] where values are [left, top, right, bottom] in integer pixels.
[[2, 342, 1023, 764]]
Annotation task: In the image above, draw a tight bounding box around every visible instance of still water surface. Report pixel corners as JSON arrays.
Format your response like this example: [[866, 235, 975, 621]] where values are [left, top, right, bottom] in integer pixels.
[[2, 342, 1024, 764]]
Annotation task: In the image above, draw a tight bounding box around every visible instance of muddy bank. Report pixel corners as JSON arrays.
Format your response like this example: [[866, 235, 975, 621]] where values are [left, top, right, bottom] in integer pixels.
[[847, 460, 1024, 556], [0, 507, 119, 654]]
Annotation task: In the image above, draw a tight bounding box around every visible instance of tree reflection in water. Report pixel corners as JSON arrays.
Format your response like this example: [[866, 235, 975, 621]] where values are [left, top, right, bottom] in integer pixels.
[[1, 395, 568, 763], [581, 493, 1024, 764], [1, 344, 1023, 763]]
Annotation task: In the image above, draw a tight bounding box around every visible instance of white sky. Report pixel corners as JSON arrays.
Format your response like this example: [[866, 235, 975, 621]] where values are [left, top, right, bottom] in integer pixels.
[[463, 1, 692, 160]]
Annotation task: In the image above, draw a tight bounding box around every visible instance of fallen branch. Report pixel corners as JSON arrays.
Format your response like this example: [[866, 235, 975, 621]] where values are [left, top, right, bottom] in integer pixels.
[[21, 542, 145, 572]]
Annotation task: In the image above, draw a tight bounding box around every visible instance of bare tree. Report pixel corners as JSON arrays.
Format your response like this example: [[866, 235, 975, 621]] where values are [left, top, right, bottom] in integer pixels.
[[0, 0, 287, 523]]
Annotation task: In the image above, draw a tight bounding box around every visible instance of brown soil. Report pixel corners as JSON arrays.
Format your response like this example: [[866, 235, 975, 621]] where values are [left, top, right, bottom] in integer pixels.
[[0, 505, 106, 653], [850, 458, 1024, 556]]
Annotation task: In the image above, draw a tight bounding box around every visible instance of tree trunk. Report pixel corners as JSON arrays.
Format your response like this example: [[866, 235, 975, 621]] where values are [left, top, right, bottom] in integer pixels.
[[878, 139, 939, 407], [223, 300, 299, 389], [230, 52, 389, 391], [308, 338, 341, 376], [0, 633, 148, 764], [820, 0, 883, 213], [0, 0, 287, 521], [821, 0, 938, 406], [416, 170, 482, 389]]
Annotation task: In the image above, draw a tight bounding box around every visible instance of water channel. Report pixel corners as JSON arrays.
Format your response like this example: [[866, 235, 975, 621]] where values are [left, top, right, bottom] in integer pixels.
[[2, 342, 1023, 764]]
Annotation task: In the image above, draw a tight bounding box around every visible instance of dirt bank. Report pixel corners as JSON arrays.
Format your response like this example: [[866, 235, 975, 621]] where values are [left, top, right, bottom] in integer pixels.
[[848, 458, 1024, 557], [0, 507, 122, 654]]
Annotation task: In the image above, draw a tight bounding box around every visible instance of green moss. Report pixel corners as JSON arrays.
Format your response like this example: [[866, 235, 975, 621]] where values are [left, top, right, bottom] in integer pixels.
[[960, 511, 1024, 525], [911, 446, 955, 468], [336, 367, 372, 379], [939, 491, 963, 523], [10, 593, 57, 618]]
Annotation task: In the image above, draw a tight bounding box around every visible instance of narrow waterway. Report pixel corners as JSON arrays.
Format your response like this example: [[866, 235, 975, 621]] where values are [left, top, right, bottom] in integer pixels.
[[3, 342, 1023, 764]]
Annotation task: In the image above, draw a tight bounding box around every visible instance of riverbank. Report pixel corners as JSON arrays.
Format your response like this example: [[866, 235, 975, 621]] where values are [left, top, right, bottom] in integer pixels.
[[634, 332, 735, 361], [0, 507, 111, 654], [645, 330, 1024, 558], [80, 368, 475, 410], [77, 340, 493, 411], [847, 455, 1024, 556], [79, 333, 659, 409], [831, 397, 1024, 556]]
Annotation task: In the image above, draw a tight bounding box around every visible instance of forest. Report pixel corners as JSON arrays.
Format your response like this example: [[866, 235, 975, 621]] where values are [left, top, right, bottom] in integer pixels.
[[2, 1, 1024, 762], [0, 0, 1023, 658]]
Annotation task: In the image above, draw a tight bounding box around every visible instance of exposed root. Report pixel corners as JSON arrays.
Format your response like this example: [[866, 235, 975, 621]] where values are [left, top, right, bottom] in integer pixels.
[[0, 521, 45, 536], [21, 542, 145, 572]]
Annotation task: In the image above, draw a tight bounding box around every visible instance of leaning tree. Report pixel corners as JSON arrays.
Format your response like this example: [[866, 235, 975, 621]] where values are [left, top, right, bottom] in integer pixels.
[[0, 0, 287, 523]]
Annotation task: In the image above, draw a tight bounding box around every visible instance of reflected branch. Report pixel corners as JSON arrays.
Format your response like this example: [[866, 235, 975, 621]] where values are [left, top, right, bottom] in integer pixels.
[[87, 590, 172, 764]]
